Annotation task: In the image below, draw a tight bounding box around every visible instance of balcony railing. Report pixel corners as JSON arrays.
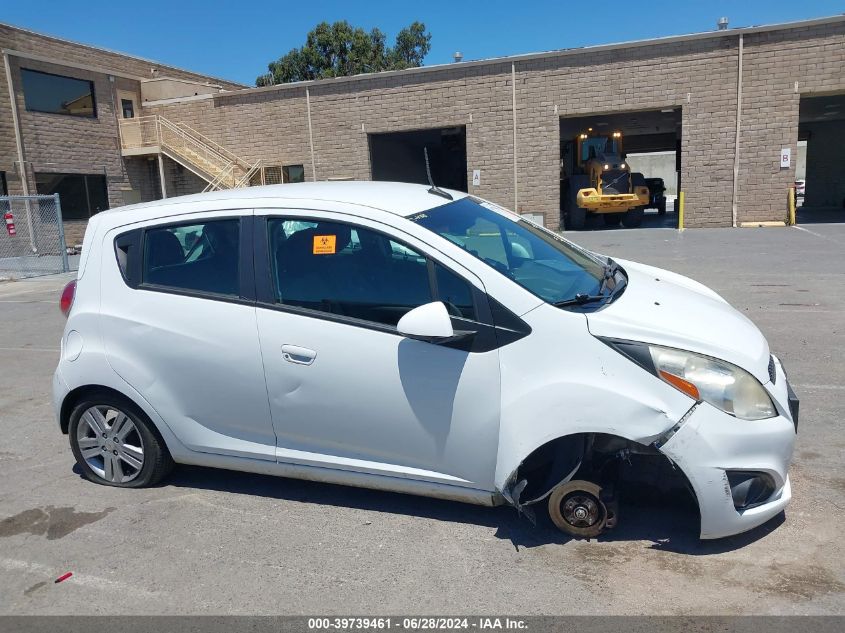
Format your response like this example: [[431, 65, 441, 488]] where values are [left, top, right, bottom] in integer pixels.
[[118, 115, 255, 191]]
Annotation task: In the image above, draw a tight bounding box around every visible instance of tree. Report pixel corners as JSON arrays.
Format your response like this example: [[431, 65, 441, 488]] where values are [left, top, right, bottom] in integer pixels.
[[256, 21, 431, 86]]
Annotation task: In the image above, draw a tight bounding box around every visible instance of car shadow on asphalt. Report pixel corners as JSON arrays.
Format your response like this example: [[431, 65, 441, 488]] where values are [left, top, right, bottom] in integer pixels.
[[146, 464, 786, 554]]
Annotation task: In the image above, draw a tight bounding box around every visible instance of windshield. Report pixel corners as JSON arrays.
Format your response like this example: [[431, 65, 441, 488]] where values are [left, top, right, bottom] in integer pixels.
[[410, 197, 606, 304], [581, 137, 618, 161]]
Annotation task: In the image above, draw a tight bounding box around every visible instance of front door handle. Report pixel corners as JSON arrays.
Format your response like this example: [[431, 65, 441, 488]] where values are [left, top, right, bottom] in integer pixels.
[[281, 344, 316, 365]]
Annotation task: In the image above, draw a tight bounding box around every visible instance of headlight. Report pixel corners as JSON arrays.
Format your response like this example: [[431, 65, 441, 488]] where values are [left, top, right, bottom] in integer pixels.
[[604, 340, 776, 420]]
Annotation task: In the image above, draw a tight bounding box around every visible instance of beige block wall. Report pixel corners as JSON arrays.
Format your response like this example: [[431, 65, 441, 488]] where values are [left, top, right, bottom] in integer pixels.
[[738, 23, 845, 223], [3, 19, 845, 235], [0, 21, 244, 224], [5, 54, 131, 209], [516, 37, 741, 228], [146, 23, 845, 230]]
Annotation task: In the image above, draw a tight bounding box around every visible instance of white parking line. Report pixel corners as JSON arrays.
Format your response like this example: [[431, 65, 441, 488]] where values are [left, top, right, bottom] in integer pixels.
[[0, 557, 159, 597], [0, 347, 59, 352], [793, 384, 845, 391], [792, 225, 845, 244]]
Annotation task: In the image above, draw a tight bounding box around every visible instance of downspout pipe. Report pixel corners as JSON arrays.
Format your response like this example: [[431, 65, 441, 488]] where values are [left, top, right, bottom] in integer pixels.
[[731, 33, 743, 228], [511, 62, 518, 212], [306, 87, 317, 181], [3, 51, 37, 252], [3, 52, 28, 197]]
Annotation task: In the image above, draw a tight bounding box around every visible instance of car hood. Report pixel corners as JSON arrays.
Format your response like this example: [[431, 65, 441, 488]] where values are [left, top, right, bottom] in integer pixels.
[[586, 259, 771, 384]]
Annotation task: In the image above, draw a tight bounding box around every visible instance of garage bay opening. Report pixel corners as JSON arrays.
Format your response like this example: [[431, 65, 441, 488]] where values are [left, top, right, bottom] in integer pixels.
[[797, 93, 845, 225], [369, 127, 468, 192], [560, 108, 682, 230]]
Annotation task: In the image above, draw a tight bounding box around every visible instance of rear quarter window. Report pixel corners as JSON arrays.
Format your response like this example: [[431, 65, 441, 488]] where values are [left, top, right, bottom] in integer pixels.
[[141, 219, 240, 296]]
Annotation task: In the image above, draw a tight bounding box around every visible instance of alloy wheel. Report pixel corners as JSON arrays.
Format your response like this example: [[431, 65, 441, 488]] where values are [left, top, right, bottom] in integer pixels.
[[76, 405, 145, 483]]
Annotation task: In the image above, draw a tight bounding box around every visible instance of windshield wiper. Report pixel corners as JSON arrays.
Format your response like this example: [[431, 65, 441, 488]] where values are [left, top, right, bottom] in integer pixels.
[[553, 293, 609, 307]]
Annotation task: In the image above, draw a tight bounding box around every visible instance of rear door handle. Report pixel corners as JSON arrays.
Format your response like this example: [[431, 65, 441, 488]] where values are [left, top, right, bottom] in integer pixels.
[[281, 344, 316, 365]]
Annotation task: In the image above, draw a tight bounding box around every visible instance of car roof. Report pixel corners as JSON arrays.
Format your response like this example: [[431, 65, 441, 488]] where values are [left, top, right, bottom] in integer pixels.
[[102, 181, 469, 224]]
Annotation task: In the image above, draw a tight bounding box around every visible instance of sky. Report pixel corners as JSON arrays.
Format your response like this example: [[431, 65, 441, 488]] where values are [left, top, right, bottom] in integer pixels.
[[3, 0, 844, 86]]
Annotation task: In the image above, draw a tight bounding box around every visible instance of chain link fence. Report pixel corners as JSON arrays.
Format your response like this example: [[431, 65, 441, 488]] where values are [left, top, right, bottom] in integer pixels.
[[0, 194, 75, 280]]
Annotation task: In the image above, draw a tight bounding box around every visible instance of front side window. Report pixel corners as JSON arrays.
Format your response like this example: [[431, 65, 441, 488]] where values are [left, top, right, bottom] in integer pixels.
[[435, 263, 476, 320], [143, 219, 240, 296], [21, 69, 96, 118], [411, 197, 605, 305], [268, 219, 433, 326]]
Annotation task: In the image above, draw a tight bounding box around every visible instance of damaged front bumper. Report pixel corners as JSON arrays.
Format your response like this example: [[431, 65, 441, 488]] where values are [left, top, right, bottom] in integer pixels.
[[659, 362, 796, 539]]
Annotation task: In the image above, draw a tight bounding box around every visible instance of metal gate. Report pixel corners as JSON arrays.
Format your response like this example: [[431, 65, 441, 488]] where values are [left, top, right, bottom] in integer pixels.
[[0, 194, 72, 280]]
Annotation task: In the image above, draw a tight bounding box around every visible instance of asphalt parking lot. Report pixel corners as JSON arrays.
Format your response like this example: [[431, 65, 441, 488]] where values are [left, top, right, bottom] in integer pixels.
[[0, 223, 843, 615]]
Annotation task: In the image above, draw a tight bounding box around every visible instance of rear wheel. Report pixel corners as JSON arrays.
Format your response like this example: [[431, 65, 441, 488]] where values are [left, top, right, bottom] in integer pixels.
[[69, 392, 173, 488], [622, 207, 644, 228], [602, 213, 623, 226], [657, 198, 667, 215], [548, 480, 609, 538]]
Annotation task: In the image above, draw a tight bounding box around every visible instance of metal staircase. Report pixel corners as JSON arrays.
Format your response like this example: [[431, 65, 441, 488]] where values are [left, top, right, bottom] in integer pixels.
[[118, 115, 261, 192]]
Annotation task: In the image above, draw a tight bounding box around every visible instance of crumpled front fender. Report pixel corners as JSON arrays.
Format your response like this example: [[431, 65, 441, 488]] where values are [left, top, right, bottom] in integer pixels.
[[493, 304, 698, 504]]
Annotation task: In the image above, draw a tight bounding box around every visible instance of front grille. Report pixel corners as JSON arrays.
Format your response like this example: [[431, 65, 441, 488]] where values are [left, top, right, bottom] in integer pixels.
[[600, 170, 629, 195], [768, 355, 777, 384]]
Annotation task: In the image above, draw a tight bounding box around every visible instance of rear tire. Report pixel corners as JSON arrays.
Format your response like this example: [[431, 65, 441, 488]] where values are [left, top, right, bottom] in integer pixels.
[[602, 213, 623, 226], [69, 391, 173, 488], [657, 199, 667, 215], [622, 207, 644, 228]]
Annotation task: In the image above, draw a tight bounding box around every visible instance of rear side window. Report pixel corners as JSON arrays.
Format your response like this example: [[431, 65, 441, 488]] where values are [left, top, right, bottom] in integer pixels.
[[143, 219, 240, 296], [268, 218, 432, 326]]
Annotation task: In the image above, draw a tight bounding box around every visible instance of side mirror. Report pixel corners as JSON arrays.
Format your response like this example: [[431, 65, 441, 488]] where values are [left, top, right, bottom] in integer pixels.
[[397, 301, 454, 341]]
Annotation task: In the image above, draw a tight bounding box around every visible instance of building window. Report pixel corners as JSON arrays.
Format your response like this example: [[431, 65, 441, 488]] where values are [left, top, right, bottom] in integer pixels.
[[35, 173, 109, 220], [248, 165, 305, 186], [120, 98, 135, 119], [20, 68, 97, 118], [283, 165, 305, 183]]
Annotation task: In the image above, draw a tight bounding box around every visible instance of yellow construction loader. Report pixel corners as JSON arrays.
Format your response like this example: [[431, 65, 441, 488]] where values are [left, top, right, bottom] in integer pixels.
[[561, 130, 650, 229]]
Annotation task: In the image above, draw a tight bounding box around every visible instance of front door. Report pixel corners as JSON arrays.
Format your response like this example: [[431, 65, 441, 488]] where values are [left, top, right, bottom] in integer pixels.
[[117, 90, 138, 119], [116, 90, 140, 148], [254, 212, 501, 490]]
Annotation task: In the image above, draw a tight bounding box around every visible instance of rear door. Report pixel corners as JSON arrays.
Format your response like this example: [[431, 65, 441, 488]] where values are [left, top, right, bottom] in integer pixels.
[[100, 210, 276, 460], [253, 210, 503, 490]]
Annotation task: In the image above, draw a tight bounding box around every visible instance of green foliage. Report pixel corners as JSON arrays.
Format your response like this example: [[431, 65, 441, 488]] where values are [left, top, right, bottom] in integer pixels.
[[256, 21, 431, 86]]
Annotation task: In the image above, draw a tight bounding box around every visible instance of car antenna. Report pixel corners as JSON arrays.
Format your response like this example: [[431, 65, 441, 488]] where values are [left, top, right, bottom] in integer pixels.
[[424, 147, 453, 200]]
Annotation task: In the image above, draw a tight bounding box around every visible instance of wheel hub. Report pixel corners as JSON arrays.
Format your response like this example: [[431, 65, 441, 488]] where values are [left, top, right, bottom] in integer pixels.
[[562, 493, 601, 528]]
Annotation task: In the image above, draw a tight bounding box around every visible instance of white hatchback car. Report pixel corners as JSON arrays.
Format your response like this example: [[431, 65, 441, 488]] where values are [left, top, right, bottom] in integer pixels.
[[54, 182, 799, 539]]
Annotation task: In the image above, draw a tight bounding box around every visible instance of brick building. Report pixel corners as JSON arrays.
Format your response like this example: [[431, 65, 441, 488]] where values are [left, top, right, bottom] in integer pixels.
[[2, 16, 844, 240], [0, 23, 244, 245]]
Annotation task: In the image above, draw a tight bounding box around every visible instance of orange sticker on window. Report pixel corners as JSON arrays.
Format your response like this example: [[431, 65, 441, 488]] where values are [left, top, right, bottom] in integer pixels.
[[313, 234, 337, 255]]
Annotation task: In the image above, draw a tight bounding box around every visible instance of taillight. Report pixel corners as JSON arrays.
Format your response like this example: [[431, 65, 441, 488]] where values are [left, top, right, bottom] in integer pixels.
[[60, 280, 77, 317]]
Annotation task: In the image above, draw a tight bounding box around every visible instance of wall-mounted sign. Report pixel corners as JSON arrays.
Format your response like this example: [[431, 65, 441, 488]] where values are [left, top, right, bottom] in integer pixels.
[[780, 148, 791, 168], [472, 170, 481, 186]]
